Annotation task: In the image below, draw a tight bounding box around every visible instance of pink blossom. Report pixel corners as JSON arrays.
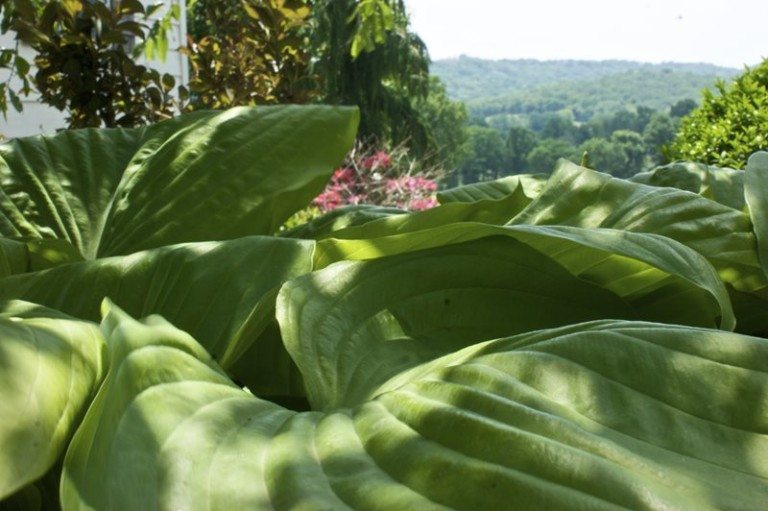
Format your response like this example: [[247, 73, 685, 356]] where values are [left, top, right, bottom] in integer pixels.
[[409, 197, 438, 211], [347, 194, 367, 205], [313, 190, 343, 212], [385, 178, 401, 192], [310, 145, 443, 213], [362, 151, 392, 170], [332, 167, 356, 184]]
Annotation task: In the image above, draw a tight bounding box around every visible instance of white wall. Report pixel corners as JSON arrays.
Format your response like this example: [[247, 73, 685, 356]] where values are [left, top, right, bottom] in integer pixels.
[[0, 0, 187, 139]]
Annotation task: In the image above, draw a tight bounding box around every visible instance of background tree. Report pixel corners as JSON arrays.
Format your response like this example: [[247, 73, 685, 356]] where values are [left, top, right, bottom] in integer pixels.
[[415, 76, 468, 168], [182, 0, 316, 108], [506, 126, 537, 173], [0, 0, 178, 128], [579, 137, 627, 174], [643, 112, 677, 165], [611, 130, 646, 174], [671, 59, 768, 168], [308, 0, 431, 152], [526, 138, 578, 173], [669, 98, 697, 118], [458, 125, 508, 183]]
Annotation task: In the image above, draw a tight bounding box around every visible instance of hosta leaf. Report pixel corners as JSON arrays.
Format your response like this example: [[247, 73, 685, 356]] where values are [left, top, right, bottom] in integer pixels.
[[326, 188, 532, 241], [0, 236, 314, 395], [0, 237, 84, 277], [0, 301, 104, 500], [511, 160, 768, 334], [437, 173, 548, 204], [291, 224, 733, 409], [0, 114, 208, 258], [0, 106, 358, 259], [745, 152, 768, 279], [98, 106, 358, 256], [511, 160, 764, 293], [61, 309, 768, 510], [631, 160, 745, 211], [280, 205, 405, 240], [0, 238, 27, 278]]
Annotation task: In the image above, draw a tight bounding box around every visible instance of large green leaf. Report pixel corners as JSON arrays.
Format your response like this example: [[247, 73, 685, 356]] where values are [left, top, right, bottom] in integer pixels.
[[0, 301, 104, 500], [280, 205, 405, 240], [0, 238, 27, 278], [0, 114, 208, 258], [510, 160, 768, 334], [511, 161, 764, 292], [61, 308, 768, 510], [745, 152, 768, 279], [0, 106, 358, 259], [437, 173, 548, 204], [0, 236, 314, 395], [325, 188, 532, 242], [0, 237, 85, 279], [631, 161, 745, 211], [291, 224, 733, 409]]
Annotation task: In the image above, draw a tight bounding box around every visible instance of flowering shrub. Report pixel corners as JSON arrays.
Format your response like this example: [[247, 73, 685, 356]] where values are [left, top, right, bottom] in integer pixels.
[[313, 144, 443, 212]]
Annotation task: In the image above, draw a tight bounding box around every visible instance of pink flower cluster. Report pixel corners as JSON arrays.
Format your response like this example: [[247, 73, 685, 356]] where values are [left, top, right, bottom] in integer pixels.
[[383, 176, 438, 210], [361, 150, 392, 170], [385, 176, 438, 193], [312, 148, 440, 213]]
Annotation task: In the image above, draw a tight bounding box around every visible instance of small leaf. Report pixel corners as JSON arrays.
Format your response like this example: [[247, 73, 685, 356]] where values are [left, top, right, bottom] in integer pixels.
[[118, 0, 145, 15], [161, 74, 175, 91], [8, 90, 22, 113]]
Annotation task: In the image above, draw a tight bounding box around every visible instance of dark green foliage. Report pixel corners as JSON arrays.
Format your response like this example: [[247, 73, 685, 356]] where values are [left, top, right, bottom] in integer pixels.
[[415, 77, 469, 167], [182, 0, 317, 108], [670, 98, 697, 118], [506, 126, 538, 173], [579, 137, 629, 175], [525, 138, 579, 173], [309, 0, 431, 151], [0, 0, 179, 128], [643, 113, 679, 165], [436, 58, 733, 182], [458, 125, 508, 183], [432, 56, 735, 104], [671, 59, 768, 168]]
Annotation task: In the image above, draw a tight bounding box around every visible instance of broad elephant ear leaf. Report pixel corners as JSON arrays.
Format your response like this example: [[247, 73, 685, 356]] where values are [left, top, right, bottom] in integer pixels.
[[0, 114, 208, 258], [631, 160, 745, 211], [511, 160, 768, 334], [280, 205, 405, 240], [511, 160, 763, 292], [62, 308, 768, 511], [0, 237, 84, 278], [437, 173, 548, 204], [0, 236, 314, 395], [325, 188, 532, 241], [0, 238, 27, 278], [745, 152, 768, 279], [0, 301, 104, 500], [0, 106, 358, 259], [287, 223, 733, 410]]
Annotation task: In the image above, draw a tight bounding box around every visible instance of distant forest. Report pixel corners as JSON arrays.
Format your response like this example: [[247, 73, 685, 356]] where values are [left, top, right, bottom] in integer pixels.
[[433, 57, 737, 103], [431, 57, 740, 181]]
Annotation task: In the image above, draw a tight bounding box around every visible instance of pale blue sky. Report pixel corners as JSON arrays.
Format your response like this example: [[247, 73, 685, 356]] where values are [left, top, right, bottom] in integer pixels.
[[404, 0, 766, 68]]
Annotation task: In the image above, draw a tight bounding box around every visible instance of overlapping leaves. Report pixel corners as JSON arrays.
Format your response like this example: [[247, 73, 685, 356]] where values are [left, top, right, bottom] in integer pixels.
[[0, 105, 358, 259], [60, 305, 768, 510], [1, 108, 768, 510]]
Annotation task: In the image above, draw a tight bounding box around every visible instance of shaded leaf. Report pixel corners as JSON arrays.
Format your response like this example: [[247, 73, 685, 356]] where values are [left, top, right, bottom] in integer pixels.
[[61, 309, 768, 510], [0, 236, 314, 394], [0, 302, 104, 500], [0, 106, 358, 259], [294, 224, 733, 409]]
